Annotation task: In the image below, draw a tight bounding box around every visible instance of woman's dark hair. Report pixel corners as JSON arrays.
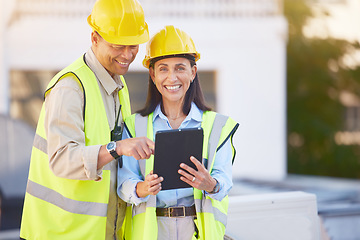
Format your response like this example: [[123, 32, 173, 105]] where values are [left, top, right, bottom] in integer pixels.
[[137, 55, 211, 116]]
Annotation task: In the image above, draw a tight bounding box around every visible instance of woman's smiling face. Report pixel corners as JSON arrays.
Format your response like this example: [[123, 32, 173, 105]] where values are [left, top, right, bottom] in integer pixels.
[[150, 57, 197, 106]]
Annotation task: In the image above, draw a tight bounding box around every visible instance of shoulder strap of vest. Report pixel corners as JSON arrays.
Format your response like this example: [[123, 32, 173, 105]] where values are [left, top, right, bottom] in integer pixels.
[[44, 55, 89, 120], [135, 114, 149, 177], [118, 75, 131, 120], [45, 71, 86, 120], [135, 114, 148, 138], [206, 113, 229, 170]]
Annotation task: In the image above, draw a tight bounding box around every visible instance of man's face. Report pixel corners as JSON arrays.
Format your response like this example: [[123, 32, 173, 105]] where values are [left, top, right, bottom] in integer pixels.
[[91, 32, 139, 77]]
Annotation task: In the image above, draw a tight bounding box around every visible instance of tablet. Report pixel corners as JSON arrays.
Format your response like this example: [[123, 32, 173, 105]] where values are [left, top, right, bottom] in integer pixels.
[[153, 127, 203, 190]]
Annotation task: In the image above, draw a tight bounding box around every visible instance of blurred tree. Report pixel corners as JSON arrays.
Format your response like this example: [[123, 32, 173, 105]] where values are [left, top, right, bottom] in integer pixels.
[[285, 0, 360, 178]]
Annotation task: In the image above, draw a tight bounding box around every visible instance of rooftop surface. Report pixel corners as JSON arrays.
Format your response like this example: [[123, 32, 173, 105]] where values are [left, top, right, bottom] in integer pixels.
[[231, 174, 360, 239]]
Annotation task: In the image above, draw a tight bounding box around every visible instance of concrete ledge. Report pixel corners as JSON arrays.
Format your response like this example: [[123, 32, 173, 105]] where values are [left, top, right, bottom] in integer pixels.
[[226, 191, 320, 240]]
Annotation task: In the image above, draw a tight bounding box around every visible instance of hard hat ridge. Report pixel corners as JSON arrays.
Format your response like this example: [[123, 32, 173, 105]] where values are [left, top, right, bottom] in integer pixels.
[[88, 0, 149, 45]]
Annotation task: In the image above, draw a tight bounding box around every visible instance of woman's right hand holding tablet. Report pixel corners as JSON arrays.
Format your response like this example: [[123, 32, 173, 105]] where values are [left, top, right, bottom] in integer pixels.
[[136, 170, 163, 198]]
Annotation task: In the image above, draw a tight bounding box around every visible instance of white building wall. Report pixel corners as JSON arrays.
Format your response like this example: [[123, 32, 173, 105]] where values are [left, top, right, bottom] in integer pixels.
[[2, 0, 287, 180]]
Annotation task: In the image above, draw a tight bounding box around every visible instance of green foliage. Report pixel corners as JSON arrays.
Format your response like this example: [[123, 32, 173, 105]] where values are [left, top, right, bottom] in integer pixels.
[[285, 0, 360, 178]]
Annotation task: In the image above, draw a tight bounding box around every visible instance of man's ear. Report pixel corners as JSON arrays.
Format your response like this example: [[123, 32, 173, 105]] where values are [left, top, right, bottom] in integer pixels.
[[91, 31, 99, 46]]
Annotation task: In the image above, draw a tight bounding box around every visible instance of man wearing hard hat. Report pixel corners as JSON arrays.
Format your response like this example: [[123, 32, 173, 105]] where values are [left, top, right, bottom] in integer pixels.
[[19, 0, 153, 239]]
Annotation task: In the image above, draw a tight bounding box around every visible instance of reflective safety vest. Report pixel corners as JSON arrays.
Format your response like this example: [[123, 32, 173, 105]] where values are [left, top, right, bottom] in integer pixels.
[[20, 55, 131, 240], [122, 111, 239, 240]]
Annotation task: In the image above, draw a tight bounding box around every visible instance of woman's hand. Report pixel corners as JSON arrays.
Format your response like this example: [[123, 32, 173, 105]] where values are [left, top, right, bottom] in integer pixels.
[[178, 156, 217, 193], [136, 170, 163, 198]]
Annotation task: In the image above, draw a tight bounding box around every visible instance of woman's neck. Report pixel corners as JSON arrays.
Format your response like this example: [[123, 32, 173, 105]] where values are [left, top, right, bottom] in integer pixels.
[[162, 102, 184, 119], [161, 102, 186, 128]]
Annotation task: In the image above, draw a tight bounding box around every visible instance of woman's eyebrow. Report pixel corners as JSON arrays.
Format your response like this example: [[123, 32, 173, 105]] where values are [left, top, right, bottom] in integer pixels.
[[157, 62, 186, 67]]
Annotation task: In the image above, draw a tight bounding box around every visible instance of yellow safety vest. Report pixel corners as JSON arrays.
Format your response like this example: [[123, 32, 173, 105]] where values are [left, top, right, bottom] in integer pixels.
[[20, 55, 131, 240], [122, 111, 239, 240]]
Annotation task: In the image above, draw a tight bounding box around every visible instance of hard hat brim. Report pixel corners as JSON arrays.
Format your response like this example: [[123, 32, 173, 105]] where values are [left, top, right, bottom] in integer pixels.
[[142, 53, 200, 69]]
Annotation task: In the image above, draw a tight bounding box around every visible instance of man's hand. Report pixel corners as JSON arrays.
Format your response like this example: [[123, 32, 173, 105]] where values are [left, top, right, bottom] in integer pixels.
[[136, 171, 163, 198], [98, 137, 154, 170], [116, 137, 154, 160]]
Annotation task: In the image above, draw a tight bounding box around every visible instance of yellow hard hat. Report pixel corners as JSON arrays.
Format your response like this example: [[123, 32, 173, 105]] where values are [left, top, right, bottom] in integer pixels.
[[143, 25, 200, 68], [87, 0, 149, 45]]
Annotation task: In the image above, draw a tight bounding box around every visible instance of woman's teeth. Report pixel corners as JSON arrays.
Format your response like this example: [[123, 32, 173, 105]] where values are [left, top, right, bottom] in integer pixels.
[[166, 85, 181, 90]]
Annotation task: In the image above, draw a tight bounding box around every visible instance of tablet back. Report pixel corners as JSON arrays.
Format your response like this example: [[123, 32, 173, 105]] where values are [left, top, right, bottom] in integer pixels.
[[154, 127, 203, 190]]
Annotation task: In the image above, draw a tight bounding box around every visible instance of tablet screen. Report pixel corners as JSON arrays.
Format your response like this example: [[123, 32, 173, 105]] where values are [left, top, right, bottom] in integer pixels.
[[153, 127, 203, 190]]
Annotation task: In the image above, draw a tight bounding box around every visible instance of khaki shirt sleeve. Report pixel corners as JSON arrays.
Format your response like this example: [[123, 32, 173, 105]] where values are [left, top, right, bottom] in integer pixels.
[[44, 75, 103, 181]]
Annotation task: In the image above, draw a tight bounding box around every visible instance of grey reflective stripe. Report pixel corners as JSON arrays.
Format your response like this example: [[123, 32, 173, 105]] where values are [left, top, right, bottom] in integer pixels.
[[33, 133, 48, 154], [207, 114, 228, 170], [212, 204, 228, 226], [194, 198, 227, 226], [133, 202, 147, 216], [26, 179, 107, 217], [135, 114, 148, 177], [133, 115, 157, 217], [133, 195, 156, 216]]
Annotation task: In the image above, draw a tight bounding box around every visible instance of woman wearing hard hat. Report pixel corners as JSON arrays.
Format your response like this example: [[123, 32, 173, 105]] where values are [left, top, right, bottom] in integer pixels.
[[118, 25, 239, 240]]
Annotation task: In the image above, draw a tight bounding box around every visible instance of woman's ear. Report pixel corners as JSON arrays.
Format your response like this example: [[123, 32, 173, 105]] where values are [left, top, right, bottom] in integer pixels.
[[191, 65, 197, 82], [149, 67, 156, 84]]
